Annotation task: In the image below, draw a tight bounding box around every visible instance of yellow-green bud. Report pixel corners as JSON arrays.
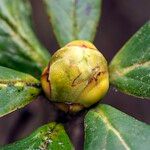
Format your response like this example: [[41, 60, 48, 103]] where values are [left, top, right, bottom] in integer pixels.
[[41, 40, 109, 113]]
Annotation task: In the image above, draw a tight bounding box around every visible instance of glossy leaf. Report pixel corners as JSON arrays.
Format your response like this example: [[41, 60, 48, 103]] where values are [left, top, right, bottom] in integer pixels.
[[44, 0, 102, 47], [0, 66, 41, 117], [109, 21, 150, 99], [1, 122, 74, 150], [84, 104, 150, 150], [0, 0, 50, 78]]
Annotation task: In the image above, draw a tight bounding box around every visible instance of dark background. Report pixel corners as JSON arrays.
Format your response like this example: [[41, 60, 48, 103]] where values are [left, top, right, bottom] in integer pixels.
[[0, 0, 150, 149]]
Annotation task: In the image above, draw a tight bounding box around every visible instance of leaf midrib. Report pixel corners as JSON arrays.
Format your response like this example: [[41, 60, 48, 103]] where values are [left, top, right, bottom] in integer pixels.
[[119, 61, 150, 75], [38, 123, 58, 149], [0, 80, 40, 88], [0, 14, 45, 67], [94, 110, 131, 150], [110, 60, 150, 82], [110, 61, 150, 88], [73, 0, 78, 39]]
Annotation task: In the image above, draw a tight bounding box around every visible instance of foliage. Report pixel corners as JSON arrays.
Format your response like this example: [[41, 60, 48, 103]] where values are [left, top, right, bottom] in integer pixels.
[[1, 123, 74, 150], [84, 104, 150, 150], [0, 0, 149, 149], [0, 66, 40, 117], [109, 21, 150, 99], [0, 0, 50, 78]]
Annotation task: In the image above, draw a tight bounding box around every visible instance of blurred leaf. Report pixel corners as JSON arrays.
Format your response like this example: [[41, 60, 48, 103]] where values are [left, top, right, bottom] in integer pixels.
[[1, 122, 74, 150], [0, 0, 50, 78], [0, 66, 41, 117], [109, 21, 150, 99], [84, 104, 150, 150], [44, 0, 102, 47]]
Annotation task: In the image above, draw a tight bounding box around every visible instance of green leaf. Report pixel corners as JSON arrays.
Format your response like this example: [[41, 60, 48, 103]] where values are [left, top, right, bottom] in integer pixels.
[[0, 66, 41, 117], [1, 122, 74, 150], [84, 104, 150, 150], [0, 0, 50, 78], [109, 21, 150, 99], [44, 0, 102, 47]]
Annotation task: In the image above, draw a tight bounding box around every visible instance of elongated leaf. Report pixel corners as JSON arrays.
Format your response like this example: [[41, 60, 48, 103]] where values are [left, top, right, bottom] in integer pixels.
[[1, 122, 74, 150], [109, 21, 150, 99], [84, 104, 150, 150], [0, 0, 50, 78], [44, 0, 102, 47], [0, 66, 41, 117]]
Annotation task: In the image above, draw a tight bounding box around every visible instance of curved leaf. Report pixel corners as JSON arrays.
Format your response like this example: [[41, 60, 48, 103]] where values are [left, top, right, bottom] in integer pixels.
[[109, 21, 150, 99], [0, 0, 50, 78], [0, 66, 41, 117], [44, 0, 102, 47], [1, 122, 74, 150], [84, 104, 150, 150]]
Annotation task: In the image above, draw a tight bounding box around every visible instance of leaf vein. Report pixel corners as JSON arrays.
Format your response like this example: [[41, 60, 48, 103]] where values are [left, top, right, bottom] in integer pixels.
[[97, 110, 131, 150], [117, 61, 150, 76]]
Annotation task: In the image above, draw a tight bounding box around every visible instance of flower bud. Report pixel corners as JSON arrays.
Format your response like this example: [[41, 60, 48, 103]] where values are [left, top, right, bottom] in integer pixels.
[[41, 40, 109, 113]]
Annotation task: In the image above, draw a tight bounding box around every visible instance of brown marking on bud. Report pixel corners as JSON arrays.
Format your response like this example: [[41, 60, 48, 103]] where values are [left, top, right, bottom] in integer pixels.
[[87, 66, 100, 84], [82, 66, 106, 93], [66, 44, 97, 51], [71, 73, 82, 87], [41, 63, 51, 99], [65, 40, 97, 50]]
